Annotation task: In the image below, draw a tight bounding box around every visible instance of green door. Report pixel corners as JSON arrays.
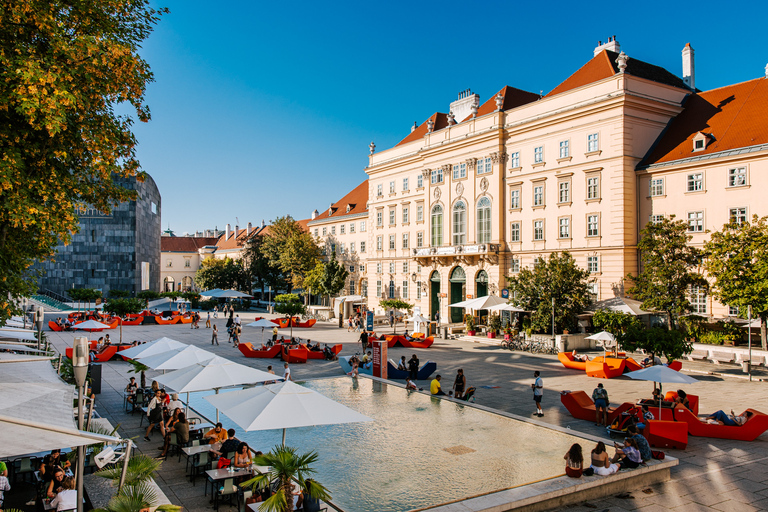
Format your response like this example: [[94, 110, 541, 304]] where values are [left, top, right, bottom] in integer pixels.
[[430, 271, 440, 320], [450, 267, 466, 324]]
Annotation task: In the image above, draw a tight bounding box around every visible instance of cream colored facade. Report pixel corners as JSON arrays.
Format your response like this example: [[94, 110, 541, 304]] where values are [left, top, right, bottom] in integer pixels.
[[161, 245, 216, 292]]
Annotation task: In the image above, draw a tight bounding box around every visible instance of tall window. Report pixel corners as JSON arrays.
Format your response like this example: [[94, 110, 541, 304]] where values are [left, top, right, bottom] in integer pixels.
[[534, 220, 544, 240], [728, 167, 747, 187], [402, 207, 409, 223], [417, 173, 423, 188], [403, 177, 409, 191], [417, 232, 423, 247], [403, 261, 408, 273], [587, 176, 599, 199], [587, 256, 599, 273], [402, 281, 408, 299], [510, 222, 520, 242], [389, 234, 395, 250], [587, 214, 599, 237], [376, 262, 382, 273], [559, 181, 570, 203], [477, 197, 491, 244], [559, 140, 569, 158], [416, 282, 421, 300], [376, 280, 382, 298], [349, 223, 355, 233], [510, 189, 520, 209], [417, 205, 423, 222], [331, 226, 335, 235], [687, 211, 704, 232], [340, 224, 345, 234], [389, 209, 395, 225], [402, 233, 409, 249], [730, 207, 747, 225], [184, 259, 190, 268], [322, 227, 327, 236], [477, 157, 492, 174], [431, 205, 443, 246], [587, 133, 599, 152], [431, 168, 443, 184], [689, 285, 707, 314], [510, 259, 520, 273], [376, 236, 382, 251], [389, 181, 395, 193], [388, 281, 395, 299], [360, 221, 366, 232], [350, 242, 355, 253], [389, 262, 395, 273], [453, 163, 466, 180], [376, 184, 383, 196], [349, 280, 355, 295], [452, 201, 466, 245], [510, 152, 520, 168], [534, 146, 543, 163], [376, 211, 383, 227], [650, 178, 664, 196], [360, 241, 366, 253], [533, 185, 544, 206], [687, 173, 703, 192], [559, 217, 570, 238]]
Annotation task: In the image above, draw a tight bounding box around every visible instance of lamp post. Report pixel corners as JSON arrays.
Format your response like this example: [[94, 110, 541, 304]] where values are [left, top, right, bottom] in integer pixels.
[[35, 306, 44, 351], [748, 305, 753, 382], [72, 336, 89, 512]]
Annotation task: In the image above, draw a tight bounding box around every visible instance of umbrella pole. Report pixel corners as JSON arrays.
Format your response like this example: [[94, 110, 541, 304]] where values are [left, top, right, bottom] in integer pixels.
[[186, 392, 190, 416], [215, 388, 220, 423], [282, 428, 286, 446]]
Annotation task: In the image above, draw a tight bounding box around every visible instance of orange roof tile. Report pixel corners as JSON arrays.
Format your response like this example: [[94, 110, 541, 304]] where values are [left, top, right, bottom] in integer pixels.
[[460, 86, 540, 122], [642, 77, 768, 166], [309, 180, 369, 222], [546, 50, 687, 98], [161, 237, 218, 252], [215, 225, 265, 251], [395, 113, 450, 147]]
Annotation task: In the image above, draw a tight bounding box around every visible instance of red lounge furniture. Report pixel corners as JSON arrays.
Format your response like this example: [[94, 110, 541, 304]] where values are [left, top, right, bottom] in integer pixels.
[[49, 321, 66, 331], [401, 336, 435, 349], [65, 341, 99, 358], [292, 319, 317, 328], [305, 344, 342, 359], [119, 317, 144, 326], [65, 343, 130, 362], [238, 343, 282, 358], [384, 335, 404, 348], [586, 357, 626, 379], [667, 361, 683, 371], [663, 392, 699, 416], [155, 316, 179, 325], [560, 391, 636, 424], [659, 405, 768, 441], [282, 345, 308, 364], [623, 357, 643, 372], [178, 315, 193, 324], [558, 352, 588, 371], [271, 318, 292, 328], [644, 419, 688, 449]]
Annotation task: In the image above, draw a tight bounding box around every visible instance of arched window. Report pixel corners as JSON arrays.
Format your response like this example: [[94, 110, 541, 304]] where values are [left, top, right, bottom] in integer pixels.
[[431, 205, 443, 247], [477, 197, 491, 243], [182, 276, 193, 291], [452, 201, 466, 245], [163, 276, 174, 292]]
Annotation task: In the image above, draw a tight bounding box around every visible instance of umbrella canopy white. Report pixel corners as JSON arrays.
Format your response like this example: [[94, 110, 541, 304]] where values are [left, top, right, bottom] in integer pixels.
[[246, 318, 280, 343], [204, 381, 373, 444], [592, 297, 651, 316], [405, 315, 430, 323], [0, 344, 46, 353], [135, 345, 215, 371], [118, 337, 187, 360], [585, 331, 616, 341], [73, 320, 111, 331], [448, 295, 508, 311], [0, 329, 38, 342], [486, 303, 526, 312], [200, 289, 224, 297], [155, 356, 276, 421], [216, 290, 253, 299], [627, 364, 699, 417]]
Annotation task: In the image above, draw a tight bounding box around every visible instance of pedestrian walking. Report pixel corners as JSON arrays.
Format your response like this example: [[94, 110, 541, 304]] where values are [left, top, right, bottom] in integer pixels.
[[205, 312, 211, 329], [211, 325, 219, 345], [359, 330, 368, 351], [532, 371, 544, 417], [232, 326, 240, 348], [347, 316, 353, 332], [592, 383, 609, 426], [213, 306, 218, 319], [389, 310, 395, 328], [453, 369, 466, 399]]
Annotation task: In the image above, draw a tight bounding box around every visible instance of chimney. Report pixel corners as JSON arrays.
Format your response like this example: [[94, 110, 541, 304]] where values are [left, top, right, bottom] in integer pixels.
[[234, 225, 239, 240], [449, 89, 480, 123], [411, 122, 418, 132], [682, 43, 695, 90], [225, 223, 231, 240], [261, 219, 265, 228], [593, 35, 620, 57], [246, 222, 252, 236], [311, 209, 319, 220]]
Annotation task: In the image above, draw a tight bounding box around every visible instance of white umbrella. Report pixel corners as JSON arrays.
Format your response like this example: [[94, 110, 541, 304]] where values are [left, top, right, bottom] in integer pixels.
[[486, 303, 526, 312], [405, 314, 430, 334], [135, 345, 215, 371], [155, 356, 275, 421], [204, 381, 373, 444], [73, 320, 111, 331], [118, 337, 187, 360], [0, 344, 47, 353], [246, 318, 280, 344], [0, 329, 38, 342], [200, 289, 224, 297], [627, 364, 699, 417], [585, 331, 616, 342], [448, 295, 508, 311], [216, 290, 253, 299]]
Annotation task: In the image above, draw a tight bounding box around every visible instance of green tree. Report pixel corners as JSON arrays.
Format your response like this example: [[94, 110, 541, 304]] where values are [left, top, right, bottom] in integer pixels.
[[260, 216, 321, 292], [320, 252, 349, 304], [241, 445, 330, 512], [274, 293, 306, 338], [137, 290, 160, 301], [109, 289, 130, 298], [506, 252, 592, 334], [379, 299, 413, 334], [303, 261, 326, 303], [94, 452, 180, 512], [627, 216, 706, 330], [592, 309, 643, 335], [103, 298, 144, 343], [69, 288, 102, 312], [194, 257, 249, 291], [243, 233, 285, 299], [0, 1, 167, 325], [618, 325, 692, 362], [704, 215, 768, 350], [127, 359, 149, 389]]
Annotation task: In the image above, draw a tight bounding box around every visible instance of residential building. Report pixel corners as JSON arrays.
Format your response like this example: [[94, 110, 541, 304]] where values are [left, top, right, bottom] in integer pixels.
[[160, 236, 218, 292]]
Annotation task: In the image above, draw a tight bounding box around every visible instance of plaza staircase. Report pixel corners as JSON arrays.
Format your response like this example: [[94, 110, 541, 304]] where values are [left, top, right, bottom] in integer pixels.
[[30, 293, 71, 312]]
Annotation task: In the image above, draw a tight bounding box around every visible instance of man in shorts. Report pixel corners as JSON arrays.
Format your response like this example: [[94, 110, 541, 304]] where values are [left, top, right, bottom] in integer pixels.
[[532, 371, 543, 417]]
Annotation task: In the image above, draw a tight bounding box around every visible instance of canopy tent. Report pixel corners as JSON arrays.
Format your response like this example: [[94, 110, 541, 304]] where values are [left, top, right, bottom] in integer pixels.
[[155, 356, 276, 421], [448, 295, 508, 311], [627, 364, 699, 417], [586, 330, 617, 357], [118, 337, 187, 360], [405, 314, 430, 334], [591, 296, 652, 316], [204, 381, 373, 444], [216, 290, 253, 299], [135, 345, 215, 371]]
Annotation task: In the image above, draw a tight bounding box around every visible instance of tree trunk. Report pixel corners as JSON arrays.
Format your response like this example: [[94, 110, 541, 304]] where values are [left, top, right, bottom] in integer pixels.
[[761, 314, 767, 351], [667, 311, 675, 330], [281, 478, 293, 512]]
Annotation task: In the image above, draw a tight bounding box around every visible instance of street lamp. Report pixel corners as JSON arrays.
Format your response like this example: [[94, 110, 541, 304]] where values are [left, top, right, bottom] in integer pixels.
[[72, 336, 89, 512], [35, 306, 44, 351]]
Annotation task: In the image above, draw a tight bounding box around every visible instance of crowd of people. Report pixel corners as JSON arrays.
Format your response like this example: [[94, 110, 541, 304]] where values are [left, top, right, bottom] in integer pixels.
[[563, 426, 652, 479]]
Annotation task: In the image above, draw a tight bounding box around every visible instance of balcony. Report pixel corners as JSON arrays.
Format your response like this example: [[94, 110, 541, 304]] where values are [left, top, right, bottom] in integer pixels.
[[412, 244, 499, 265]]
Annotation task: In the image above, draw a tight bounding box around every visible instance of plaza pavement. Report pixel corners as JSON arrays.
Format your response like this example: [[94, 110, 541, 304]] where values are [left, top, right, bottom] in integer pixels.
[[44, 311, 768, 512]]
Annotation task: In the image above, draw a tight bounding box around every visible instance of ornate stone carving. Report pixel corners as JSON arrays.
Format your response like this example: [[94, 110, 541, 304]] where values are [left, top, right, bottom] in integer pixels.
[[480, 178, 489, 192], [422, 169, 431, 179], [616, 51, 629, 73], [441, 164, 451, 173], [433, 187, 441, 200], [466, 158, 477, 171], [369, 142, 376, 155], [456, 182, 464, 196], [490, 151, 500, 163], [447, 111, 456, 125], [427, 119, 434, 132], [495, 93, 504, 111]]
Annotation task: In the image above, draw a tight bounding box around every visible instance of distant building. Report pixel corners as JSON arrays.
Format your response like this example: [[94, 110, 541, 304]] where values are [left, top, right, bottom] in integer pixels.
[[36, 174, 162, 297], [160, 236, 218, 292]]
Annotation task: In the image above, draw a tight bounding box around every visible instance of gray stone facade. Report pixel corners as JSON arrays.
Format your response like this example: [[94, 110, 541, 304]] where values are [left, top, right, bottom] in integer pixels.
[[36, 175, 162, 297]]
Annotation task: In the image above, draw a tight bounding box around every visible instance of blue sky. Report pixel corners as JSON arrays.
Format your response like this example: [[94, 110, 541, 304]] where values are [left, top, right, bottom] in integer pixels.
[[132, 0, 767, 234]]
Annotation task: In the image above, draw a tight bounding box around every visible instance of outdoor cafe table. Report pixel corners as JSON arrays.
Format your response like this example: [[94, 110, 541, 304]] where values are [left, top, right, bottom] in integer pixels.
[[182, 442, 220, 473], [205, 466, 269, 509]]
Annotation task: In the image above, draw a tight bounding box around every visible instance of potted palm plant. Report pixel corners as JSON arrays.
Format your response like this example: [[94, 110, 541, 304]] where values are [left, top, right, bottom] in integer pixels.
[[488, 313, 501, 339], [464, 314, 476, 336]]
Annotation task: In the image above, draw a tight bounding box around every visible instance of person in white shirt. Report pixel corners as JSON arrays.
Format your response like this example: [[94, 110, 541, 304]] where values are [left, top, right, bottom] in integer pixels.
[[283, 363, 292, 381], [167, 393, 184, 415], [0, 474, 10, 509], [50, 476, 77, 511], [235, 315, 241, 326]]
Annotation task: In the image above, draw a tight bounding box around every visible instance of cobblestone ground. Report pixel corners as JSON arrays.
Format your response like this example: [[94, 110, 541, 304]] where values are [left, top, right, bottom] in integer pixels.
[[45, 312, 768, 512]]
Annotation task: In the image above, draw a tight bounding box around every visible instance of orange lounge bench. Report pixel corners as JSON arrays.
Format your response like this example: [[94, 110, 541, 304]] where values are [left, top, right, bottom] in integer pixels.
[[560, 391, 635, 424], [658, 405, 768, 441], [586, 357, 626, 379], [305, 344, 342, 359], [238, 343, 282, 359], [401, 336, 435, 349], [644, 419, 688, 449], [282, 345, 308, 364], [663, 392, 699, 416], [558, 352, 588, 371], [154, 316, 179, 325], [292, 319, 317, 328], [119, 317, 144, 326]]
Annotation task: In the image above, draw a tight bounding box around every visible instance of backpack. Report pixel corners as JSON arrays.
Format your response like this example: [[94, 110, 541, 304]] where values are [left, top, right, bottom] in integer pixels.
[[651, 450, 665, 460]]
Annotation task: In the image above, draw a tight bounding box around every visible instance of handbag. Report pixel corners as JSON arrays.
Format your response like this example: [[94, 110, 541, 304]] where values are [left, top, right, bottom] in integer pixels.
[[217, 457, 231, 469]]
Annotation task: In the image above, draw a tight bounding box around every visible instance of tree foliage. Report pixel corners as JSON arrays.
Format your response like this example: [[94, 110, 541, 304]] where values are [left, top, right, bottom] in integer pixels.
[[260, 216, 321, 292], [627, 216, 706, 329], [617, 325, 692, 362], [0, 1, 166, 325], [704, 215, 768, 350], [194, 257, 249, 292], [379, 299, 413, 334], [592, 309, 643, 335], [103, 297, 144, 343], [274, 293, 305, 337], [506, 252, 592, 334], [243, 233, 284, 297]]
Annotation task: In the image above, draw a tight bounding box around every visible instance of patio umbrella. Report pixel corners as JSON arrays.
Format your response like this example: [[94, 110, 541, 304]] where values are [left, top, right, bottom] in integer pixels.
[[586, 331, 616, 358], [200, 289, 224, 297], [0, 344, 47, 353], [204, 381, 373, 445], [118, 337, 187, 360], [486, 303, 526, 312], [0, 329, 39, 342], [448, 295, 508, 311], [135, 345, 215, 371], [404, 314, 430, 334], [216, 290, 253, 299], [155, 356, 275, 421], [73, 320, 111, 332], [627, 364, 699, 418], [246, 318, 280, 344]]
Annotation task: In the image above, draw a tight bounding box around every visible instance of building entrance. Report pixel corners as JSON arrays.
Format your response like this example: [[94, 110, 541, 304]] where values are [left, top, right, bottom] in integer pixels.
[[430, 271, 440, 321], [450, 267, 466, 324]]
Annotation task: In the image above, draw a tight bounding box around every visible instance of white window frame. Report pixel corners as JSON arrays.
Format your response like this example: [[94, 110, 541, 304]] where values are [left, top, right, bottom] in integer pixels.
[[431, 205, 443, 246], [559, 140, 569, 158], [376, 184, 383, 197], [687, 211, 704, 232], [510, 189, 520, 209], [389, 209, 395, 226], [587, 255, 599, 273], [403, 261, 408, 273], [510, 222, 520, 242], [558, 217, 570, 239], [402, 232, 409, 249], [431, 168, 443, 184], [649, 214, 664, 224], [402, 280, 408, 299], [360, 221, 366, 232], [402, 206, 409, 223], [728, 167, 747, 187], [376, 211, 383, 227], [402, 177, 409, 191], [730, 207, 747, 225], [533, 220, 544, 241], [452, 201, 466, 245], [349, 223, 355, 233], [587, 176, 600, 200], [558, 181, 570, 203], [417, 173, 423, 188], [650, 178, 664, 197], [416, 205, 423, 222], [376, 236, 382, 251], [687, 172, 703, 192], [389, 181, 395, 194], [417, 232, 423, 247], [533, 185, 544, 206], [360, 241, 366, 253], [510, 259, 520, 273], [389, 234, 396, 250], [534, 146, 543, 163], [340, 224, 345, 234], [510, 152, 520, 168], [587, 214, 599, 237], [587, 133, 599, 152], [689, 285, 707, 314]]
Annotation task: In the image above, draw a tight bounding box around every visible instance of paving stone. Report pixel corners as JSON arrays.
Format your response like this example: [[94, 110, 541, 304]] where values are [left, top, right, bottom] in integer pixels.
[[710, 499, 762, 512]]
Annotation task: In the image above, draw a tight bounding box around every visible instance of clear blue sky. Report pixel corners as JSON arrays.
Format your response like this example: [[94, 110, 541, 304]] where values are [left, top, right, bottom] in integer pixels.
[[132, 0, 767, 234]]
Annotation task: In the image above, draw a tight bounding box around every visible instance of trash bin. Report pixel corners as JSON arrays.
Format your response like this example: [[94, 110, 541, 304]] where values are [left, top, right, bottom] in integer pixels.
[[742, 361, 751, 373], [88, 363, 102, 395], [442, 327, 449, 339]]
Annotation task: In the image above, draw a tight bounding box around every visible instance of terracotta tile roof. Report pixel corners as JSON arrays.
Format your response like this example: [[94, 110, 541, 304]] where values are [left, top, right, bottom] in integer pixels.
[[546, 50, 688, 98], [309, 180, 369, 222], [395, 113, 450, 147], [161, 237, 218, 253], [215, 225, 265, 251], [642, 77, 768, 166], [460, 86, 540, 122]]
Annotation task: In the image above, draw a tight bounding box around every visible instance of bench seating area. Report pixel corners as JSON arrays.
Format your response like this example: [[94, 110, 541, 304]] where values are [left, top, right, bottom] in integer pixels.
[[560, 391, 635, 424]]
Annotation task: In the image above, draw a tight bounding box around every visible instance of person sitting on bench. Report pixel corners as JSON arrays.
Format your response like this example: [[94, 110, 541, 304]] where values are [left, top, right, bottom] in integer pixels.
[[571, 349, 588, 362], [703, 410, 753, 426]]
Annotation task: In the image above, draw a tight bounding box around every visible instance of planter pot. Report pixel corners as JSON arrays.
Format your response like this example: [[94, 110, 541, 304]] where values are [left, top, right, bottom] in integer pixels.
[[504, 334, 511, 341], [467, 330, 476, 336], [488, 332, 496, 339]]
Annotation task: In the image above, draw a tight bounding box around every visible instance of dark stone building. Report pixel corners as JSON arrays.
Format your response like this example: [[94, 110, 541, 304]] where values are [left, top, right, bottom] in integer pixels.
[[36, 174, 162, 297]]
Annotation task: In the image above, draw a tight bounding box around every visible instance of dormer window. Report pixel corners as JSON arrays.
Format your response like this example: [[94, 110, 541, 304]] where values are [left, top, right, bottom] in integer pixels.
[[346, 205, 351, 213], [692, 132, 709, 152]]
